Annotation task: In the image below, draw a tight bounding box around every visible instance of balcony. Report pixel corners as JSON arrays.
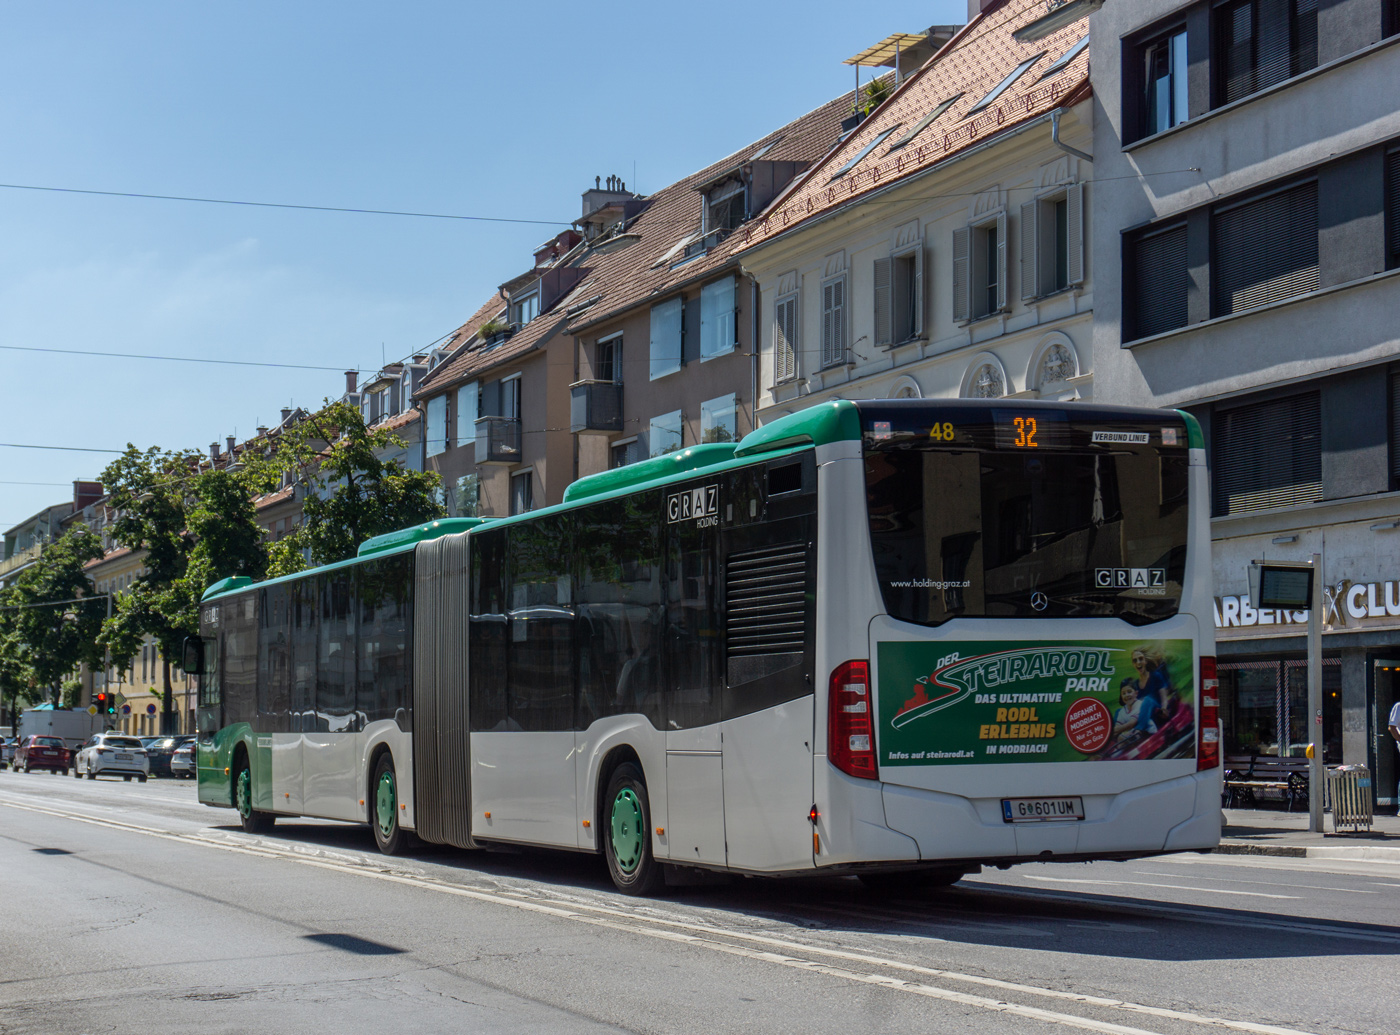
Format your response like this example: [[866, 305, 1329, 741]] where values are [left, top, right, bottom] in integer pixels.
[[0, 542, 43, 581], [569, 380, 623, 434], [474, 415, 522, 465]]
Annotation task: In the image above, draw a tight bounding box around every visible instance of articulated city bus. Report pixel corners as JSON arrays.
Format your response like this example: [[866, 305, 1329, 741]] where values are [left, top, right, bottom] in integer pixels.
[[191, 399, 1221, 894]]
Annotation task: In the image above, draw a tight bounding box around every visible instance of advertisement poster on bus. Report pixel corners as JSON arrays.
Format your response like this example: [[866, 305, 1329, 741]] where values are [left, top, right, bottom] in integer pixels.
[[875, 640, 1196, 765]]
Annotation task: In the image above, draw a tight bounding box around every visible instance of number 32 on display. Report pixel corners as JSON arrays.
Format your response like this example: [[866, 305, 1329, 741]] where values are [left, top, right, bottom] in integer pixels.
[[1013, 416, 1039, 448]]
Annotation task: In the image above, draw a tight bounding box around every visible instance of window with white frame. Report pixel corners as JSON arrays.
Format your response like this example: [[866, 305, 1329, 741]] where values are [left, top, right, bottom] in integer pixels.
[[820, 276, 847, 368], [426, 394, 448, 457], [873, 243, 924, 347], [456, 383, 478, 448], [649, 409, 683, 456], [699, 276, 736, 359], [649, 296, 683, 379], [952, 212, 1007, 322], [513, 292, 540, 326], [773, 290, 798, 382], [700, 393, 738, 444], [1020, 184, 1085, 300]]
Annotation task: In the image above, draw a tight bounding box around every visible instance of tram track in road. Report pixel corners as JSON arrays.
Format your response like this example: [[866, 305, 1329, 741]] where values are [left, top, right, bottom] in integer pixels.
[[0, 791, 1352, 1035]]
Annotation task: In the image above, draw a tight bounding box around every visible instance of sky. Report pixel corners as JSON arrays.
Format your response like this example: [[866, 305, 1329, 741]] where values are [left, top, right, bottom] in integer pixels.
[[0, 0, 968, 530]]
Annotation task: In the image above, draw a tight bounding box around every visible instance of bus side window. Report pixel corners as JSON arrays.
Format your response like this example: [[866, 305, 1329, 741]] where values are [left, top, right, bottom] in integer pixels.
[[257, 585, 291, 733], [665, 492, 721, 730], [290, 578, 317, 732], [317, 570, 357, 733], [358, 554, 412, 731], [469, 528, 508, 731], [506, 516, 575, 733], [221, 594, 258, 727]]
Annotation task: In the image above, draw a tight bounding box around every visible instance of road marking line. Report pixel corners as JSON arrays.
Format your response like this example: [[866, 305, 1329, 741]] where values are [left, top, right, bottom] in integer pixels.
[[1021, 875, 1297, 899], [1133, 871, 1377, 894], [0, 795, 1326, 1035]]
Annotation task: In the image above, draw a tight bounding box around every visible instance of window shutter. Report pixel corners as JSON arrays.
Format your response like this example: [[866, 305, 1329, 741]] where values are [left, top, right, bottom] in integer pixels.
[[1392, 369, 1400, 488], [1066, 183, 1085, 286], [1212, 392, 1322, 516], [774, 296, 796, 382], [1212, 180, 1319, 317], [1387, 149, 1400, 267], [873, 257, 892, 346], [1020, 200, 1039, 300], [912, 246, 924, 337], [952, 226, 970, 321], [995, 210, 1008, 312], [831, 278, 846, 363], [1129, 222, 1189, 340]]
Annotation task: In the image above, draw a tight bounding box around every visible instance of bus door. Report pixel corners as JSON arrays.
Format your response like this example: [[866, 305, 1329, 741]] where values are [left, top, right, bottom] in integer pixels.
[[663, 494, 726, 867], [719, 455, 818, 873]]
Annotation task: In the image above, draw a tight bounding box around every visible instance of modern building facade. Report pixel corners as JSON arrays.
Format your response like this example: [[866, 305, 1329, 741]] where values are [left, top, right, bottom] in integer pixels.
[[1090, 0, 1400, 804]]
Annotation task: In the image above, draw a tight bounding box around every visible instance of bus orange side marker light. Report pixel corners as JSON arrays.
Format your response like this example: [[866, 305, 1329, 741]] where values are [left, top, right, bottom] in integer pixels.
[[656, 827, 664, 835], [224, 767, 230, 775], [359, 799, 364, 806], [582, 820, 590, 828], [400, 804, 406, 810], [285, 793, 290, 799], [484, 811, 491, 819]]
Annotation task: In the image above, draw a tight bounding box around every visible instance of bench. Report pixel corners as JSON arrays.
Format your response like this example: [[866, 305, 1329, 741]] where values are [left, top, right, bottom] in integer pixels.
[[1223, 755, 1310, 811]]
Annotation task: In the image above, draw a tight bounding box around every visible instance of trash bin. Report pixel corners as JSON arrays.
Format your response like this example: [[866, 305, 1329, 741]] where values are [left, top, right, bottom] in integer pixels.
[[1327, 765, 1373, 833]]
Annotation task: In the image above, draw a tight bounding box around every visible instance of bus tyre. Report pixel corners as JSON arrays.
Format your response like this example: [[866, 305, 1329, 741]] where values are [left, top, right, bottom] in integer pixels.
[[235, 763, 275, 834], [858, 866, 966, 894], [603, 763, 663, 896], [371, 753, 410, 856]]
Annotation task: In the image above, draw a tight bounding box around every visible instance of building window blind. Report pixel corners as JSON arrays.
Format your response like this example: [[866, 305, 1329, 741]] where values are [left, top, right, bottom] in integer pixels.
[[1212, 180, 1319, 317], [1391, 370, 1400, 490], [1216, 0, 1318, 106], [1387, 149, 1400, 270], [1127, 222, 1188, 340], [1212, 392, 1322, 516], [820, 277, 846, 368], [774, 294, 797, 382]]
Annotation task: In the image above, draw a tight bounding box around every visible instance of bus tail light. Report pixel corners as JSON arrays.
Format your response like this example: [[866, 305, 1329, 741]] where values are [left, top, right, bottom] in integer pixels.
[[1198, 655, 1219, 772], [829, 660, 878, 780]]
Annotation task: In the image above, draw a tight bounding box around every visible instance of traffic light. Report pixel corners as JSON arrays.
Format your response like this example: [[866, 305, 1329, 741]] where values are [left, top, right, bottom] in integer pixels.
[[94, 693, 113, 715]]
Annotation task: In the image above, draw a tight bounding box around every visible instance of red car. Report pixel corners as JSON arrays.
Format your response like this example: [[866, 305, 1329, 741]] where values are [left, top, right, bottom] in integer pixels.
[[14, 736, 70, 775]]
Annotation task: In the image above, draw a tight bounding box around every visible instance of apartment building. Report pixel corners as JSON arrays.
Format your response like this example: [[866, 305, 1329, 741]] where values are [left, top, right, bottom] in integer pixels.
[[1091, 0, 1400, 801]]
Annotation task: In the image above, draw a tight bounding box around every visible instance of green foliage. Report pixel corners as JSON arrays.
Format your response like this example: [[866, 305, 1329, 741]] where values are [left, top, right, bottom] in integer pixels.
[[861, 77, 891, 115], [97, 445, 274, 718], [274, 401, 443, 567], [3, 528, 106, 697]]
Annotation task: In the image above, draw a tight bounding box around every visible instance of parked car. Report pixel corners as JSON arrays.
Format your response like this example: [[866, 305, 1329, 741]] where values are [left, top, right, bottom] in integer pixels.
[[73, 734, 149, 782], [144, 735, 195, 777], [169, 740, 196, 779], [1, 736, 17, 769], [15, 735, 70, 774]]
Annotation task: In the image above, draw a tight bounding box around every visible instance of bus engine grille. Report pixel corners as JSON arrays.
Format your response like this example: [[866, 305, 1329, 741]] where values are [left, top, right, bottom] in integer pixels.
[[725, 543, 809, 658]]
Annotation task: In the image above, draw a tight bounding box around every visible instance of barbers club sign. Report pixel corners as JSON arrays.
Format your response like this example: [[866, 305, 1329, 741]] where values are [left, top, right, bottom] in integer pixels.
[[1214, 577, 1400, 632]]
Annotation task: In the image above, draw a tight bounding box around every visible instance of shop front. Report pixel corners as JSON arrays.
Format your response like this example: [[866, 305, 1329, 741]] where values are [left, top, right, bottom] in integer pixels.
[[1212, 522, 1400, 811]]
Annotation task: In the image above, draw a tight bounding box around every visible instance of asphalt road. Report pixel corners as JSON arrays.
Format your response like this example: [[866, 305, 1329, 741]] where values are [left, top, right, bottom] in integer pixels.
[[1, 768, 1397, 1035]]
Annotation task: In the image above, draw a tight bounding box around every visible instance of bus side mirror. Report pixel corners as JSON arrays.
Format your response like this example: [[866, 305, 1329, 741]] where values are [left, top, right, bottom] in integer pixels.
[[181, 637, 205, 675]]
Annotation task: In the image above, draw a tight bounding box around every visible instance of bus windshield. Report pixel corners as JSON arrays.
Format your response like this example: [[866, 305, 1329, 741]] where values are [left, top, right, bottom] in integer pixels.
[[860, 401, 1189, 625]]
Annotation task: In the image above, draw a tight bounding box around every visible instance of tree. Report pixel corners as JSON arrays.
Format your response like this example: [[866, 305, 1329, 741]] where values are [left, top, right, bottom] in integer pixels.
[[271, 401, 443, 572], [4, 528, 106, 704], [98, 446, 272, 733]]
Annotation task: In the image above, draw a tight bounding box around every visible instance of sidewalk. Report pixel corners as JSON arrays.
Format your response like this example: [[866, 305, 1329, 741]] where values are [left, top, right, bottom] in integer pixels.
[[1217, 807, 1400, 862]]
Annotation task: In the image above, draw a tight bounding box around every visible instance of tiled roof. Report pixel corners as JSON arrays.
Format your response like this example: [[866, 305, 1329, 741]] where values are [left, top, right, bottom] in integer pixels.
[[564, 88, 860, 334], [424, 307, 572, 389], [378, 408, 421, 433], [254, 487, 294, 510], [739, 0, 1090, 250]]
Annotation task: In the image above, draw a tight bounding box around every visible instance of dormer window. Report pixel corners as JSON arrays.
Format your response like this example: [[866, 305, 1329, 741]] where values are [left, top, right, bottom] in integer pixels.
[[966, 53, 1046, 116], [704, 179, 746, 234], [513, 292, 540, 326]]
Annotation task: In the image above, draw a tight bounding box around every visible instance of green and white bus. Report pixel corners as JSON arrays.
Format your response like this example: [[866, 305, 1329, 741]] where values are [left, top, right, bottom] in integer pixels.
[[191, 399, 1221, 894]]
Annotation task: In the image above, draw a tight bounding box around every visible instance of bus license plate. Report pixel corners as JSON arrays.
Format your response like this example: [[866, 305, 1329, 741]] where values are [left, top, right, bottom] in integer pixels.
[[1002, 796, 1084, 823]]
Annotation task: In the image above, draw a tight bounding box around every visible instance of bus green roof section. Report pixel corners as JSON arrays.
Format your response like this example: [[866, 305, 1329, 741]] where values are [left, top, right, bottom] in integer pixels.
[[732, 401, 862, 458], [562, 443, 738, 504], [356, 517, 490, 558]]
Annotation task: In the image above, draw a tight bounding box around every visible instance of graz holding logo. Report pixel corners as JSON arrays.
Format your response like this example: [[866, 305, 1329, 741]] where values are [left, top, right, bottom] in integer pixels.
[[667, 485, 720, 527], [1095, 567, 1166, 591]]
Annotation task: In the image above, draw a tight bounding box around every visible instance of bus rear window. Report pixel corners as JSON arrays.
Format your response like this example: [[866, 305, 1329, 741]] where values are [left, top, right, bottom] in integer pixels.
[[861, 405, 1189, 625]]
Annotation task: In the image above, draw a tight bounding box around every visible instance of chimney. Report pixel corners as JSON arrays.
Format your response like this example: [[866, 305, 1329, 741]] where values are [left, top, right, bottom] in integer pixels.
[[257, 426, 268, 437], [226, 435, 237, 456], [210, 442, 219, 463], [280, 407, 292, 423], [968, 0, 995, 18], [345, 370, 358, 394]]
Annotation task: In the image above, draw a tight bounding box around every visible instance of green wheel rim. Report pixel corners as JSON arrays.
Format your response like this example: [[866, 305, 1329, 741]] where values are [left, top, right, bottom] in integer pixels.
[[376, 770, 397, 838], [610, 787, 645, 874], [235, 768, 252, 819]]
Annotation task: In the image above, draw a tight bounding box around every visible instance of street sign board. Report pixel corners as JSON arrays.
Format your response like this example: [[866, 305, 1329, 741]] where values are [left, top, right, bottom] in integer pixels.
[[1249, 561, 1314, 610]]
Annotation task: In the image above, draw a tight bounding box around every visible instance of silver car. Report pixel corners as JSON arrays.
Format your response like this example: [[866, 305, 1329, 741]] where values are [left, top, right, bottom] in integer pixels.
[[169, 740, 196, 779], [74, 734, 150, 782]]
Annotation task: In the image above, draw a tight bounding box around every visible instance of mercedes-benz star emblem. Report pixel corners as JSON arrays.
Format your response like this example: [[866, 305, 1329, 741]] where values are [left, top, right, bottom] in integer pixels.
[[1030, 591, 1049, 612]]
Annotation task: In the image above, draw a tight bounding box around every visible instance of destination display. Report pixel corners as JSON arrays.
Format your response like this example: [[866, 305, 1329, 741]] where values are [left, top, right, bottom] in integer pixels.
[[876, 639, 1196, 765]]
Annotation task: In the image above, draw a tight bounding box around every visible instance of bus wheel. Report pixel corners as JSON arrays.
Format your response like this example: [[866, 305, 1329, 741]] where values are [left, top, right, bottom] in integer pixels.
[[603, 763, 662, 896], [235, 763, 275, 834], [371, 754, 411, 855], [858, 866, 966, 894]]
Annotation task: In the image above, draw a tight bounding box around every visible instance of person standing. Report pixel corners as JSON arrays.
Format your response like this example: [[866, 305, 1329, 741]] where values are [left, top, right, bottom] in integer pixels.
[[1390, 699, 1400, 804]]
